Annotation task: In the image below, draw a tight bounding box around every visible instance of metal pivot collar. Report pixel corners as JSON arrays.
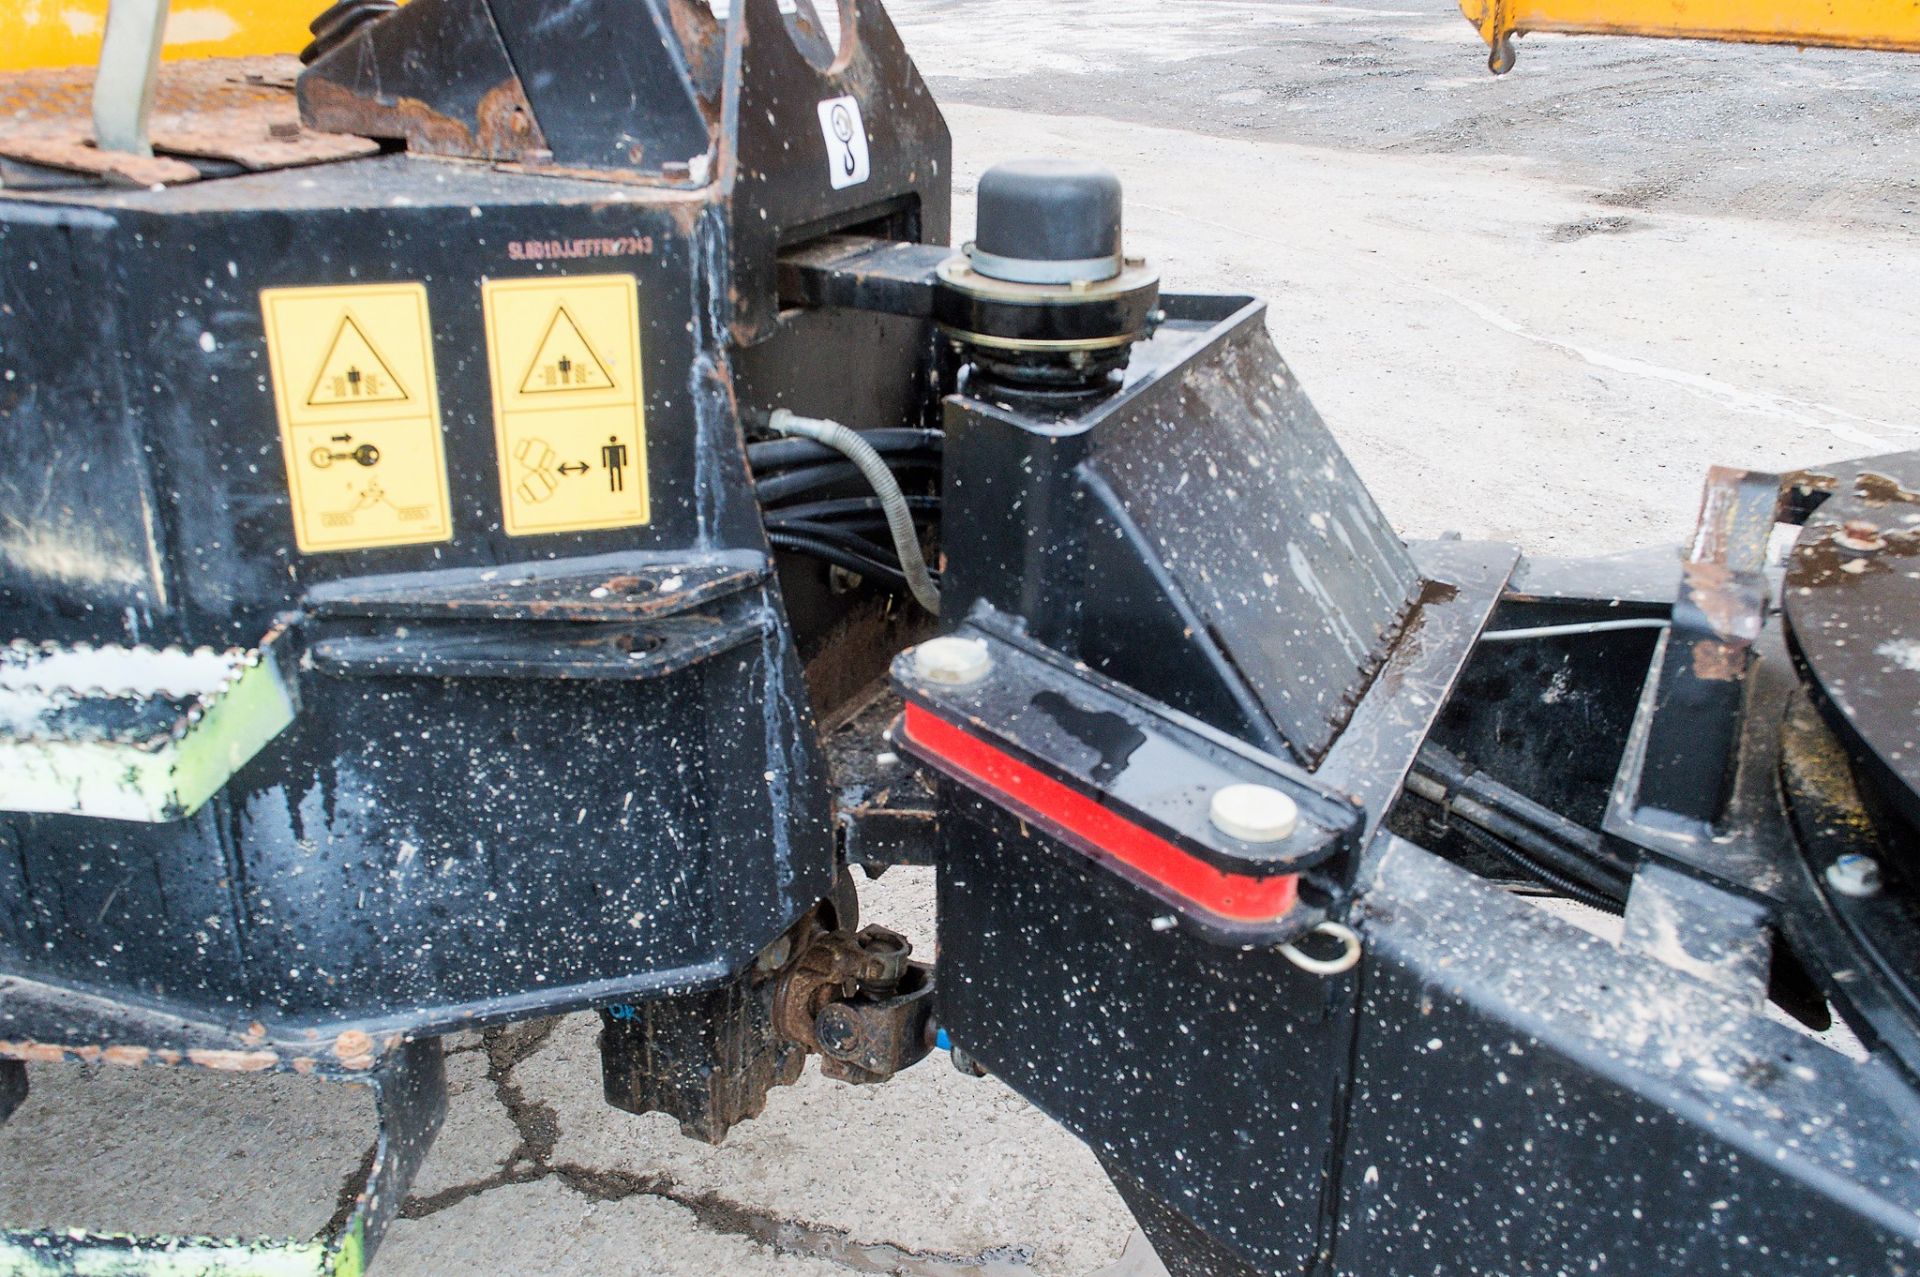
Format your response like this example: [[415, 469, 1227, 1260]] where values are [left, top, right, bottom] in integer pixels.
[[937, 158, 1159, 391], [92, 0, 171, 156]]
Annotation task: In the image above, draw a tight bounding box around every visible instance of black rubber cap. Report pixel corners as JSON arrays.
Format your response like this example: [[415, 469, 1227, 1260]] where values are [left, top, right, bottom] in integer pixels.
[[974, 159, 1123, 282]]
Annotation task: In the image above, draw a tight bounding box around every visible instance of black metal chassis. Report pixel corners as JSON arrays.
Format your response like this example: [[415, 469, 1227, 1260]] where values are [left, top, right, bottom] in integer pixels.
[[1, 0, 1917, 1271], [0, 0, 950, 1267], [896, 284, 1920, 1273]]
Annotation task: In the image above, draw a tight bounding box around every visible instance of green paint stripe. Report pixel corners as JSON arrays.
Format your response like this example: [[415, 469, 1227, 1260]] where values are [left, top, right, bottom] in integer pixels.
[[0, 1230, 333, 1277], [0, 655, 295, 823]]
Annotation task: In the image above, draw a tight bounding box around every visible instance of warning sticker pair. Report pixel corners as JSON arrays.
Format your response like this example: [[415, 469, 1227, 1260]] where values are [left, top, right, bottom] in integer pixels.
[[259, 275, 649, 553]]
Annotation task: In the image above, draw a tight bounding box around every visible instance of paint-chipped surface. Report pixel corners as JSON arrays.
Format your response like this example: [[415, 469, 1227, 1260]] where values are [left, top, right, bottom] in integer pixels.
[[0, 57, 376, 184], [1784, 455, 1920, 823]]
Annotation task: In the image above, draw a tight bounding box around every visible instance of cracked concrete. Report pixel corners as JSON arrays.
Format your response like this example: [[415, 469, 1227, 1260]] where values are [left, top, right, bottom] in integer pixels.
[[376, 1179, 855, 1277], [372, 868, 1134, 1277], [0, 1060, 374, 1240], [3, 1, 1919, 1273]]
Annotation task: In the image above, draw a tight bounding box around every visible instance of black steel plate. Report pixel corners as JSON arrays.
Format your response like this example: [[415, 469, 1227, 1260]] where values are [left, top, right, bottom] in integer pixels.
[[1782, 450, 1920, 834]]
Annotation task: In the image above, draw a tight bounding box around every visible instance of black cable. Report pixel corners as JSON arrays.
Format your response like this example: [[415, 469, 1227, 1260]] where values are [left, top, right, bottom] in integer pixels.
[[778, 516, 891, 543], [1417, 744, 1629, 874], [1453, 788, 1630, 899], [766, 518, 899, 561], [773, 512, 894, 539], [765, 495, 939, 524], [1403, 769, 1630, 902], [755, 455, 941, 506], [1449, 816, 1625, 914], [773, 520, 942, 589], [748, 429, 943, 472], [766, 530, 912, 592]]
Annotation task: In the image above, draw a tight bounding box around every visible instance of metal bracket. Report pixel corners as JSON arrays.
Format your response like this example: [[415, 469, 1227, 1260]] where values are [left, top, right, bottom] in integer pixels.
[[773, 924, 933, 1085], [1616, 467, 1806, 835], [1621, 861, 1773, 1006]]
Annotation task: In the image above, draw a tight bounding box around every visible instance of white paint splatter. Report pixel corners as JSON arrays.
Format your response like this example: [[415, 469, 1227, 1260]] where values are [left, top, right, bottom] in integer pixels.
[[1878, 638, 1920, 673]]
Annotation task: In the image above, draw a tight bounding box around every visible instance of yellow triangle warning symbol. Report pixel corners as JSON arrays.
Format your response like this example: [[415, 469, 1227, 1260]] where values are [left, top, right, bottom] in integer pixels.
[[518, 305, 616, 394], [306, 312, 411, 408]]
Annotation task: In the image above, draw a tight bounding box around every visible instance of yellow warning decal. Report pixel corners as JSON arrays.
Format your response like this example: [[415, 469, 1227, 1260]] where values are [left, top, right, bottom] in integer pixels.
[[482, 274, 649, 537], [307, 316, 411, 408], [259, 283, 453, 554], [518, 307, 617, 395]]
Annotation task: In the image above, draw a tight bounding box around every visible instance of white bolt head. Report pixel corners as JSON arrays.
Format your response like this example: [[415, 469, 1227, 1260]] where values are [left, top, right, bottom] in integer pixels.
[[913, 636, 992, 686], [1209, 783, 1299, 844], [1826, 854, 1883, 898]]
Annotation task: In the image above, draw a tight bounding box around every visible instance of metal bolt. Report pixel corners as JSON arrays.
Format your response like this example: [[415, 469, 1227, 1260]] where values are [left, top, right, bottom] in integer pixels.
[[1209, 783, 1299, 844], [1835, 520, 1886, 553], [1826, 853, 1883, 899], [814, 1004, 862, 1057], [912, 636, 991, 686]]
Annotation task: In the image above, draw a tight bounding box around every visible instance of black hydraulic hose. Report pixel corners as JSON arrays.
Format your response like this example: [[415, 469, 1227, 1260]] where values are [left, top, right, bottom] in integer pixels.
[[766, 530, 912, 593], [1449, 817, 1624, 914], [766, 518, 916, 564], [753, 455, 941, 506], [748, 429, 943, 472], [773, 512, 895, 539], [771, 512, 890, 536], [767, 410, 941, 616], [765, 495, 940, 524]]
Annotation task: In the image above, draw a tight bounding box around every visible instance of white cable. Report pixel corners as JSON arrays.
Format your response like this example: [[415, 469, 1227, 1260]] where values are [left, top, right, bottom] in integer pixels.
[[767, 410, 941, 616], [1478, 618, 1670, 643]]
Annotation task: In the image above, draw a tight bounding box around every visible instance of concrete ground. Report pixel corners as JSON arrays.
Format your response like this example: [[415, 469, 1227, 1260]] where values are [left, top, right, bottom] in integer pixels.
[[4, 2, 1919, 1273]]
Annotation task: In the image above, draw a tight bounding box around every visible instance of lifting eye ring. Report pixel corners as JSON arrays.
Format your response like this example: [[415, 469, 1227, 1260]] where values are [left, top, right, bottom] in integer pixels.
[[1279, 920, 1363, 977]]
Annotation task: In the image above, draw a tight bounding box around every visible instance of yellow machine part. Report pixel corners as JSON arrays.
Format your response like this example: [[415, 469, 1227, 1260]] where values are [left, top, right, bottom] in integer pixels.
[[1460, 0, 1920, 70], [0, 0, 317, 71]]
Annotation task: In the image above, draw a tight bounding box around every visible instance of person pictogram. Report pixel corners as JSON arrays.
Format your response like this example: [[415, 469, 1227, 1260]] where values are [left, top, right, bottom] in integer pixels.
[[601, 436, 629, 492]]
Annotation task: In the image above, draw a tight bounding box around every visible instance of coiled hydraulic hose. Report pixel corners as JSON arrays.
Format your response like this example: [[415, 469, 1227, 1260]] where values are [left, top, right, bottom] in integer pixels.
[[766, 410, 941, 617]]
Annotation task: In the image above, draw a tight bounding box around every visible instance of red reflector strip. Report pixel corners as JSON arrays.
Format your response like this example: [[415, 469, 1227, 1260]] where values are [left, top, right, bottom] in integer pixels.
[[901, 703, 1298, 924]]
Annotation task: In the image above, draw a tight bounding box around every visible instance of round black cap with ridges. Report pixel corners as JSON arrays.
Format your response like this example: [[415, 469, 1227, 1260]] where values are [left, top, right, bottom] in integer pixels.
[[973, 159, 1123, 284]]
